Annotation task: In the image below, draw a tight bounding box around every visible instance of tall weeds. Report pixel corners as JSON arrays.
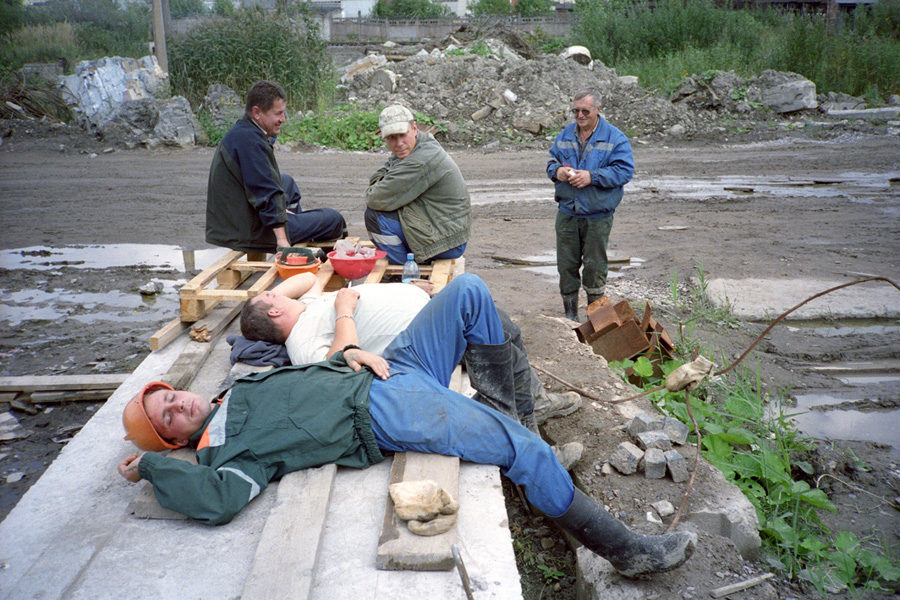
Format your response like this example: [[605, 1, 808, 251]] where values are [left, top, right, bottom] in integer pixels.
[[574, 0, 900, 99], [168, 8, 335, 112]]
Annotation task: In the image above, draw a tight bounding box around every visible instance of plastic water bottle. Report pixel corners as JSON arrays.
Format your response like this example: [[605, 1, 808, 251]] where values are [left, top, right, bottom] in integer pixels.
[[401, 253, 419, 283]]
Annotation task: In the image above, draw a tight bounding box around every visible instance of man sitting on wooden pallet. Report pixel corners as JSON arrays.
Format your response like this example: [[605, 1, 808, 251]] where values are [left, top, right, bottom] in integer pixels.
[[237, 272, 582, 435], [118, 274, 696, 577]]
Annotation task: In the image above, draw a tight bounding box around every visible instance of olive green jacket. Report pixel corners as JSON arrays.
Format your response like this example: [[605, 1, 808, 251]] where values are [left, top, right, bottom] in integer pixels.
[[366, 131, 472, 261]]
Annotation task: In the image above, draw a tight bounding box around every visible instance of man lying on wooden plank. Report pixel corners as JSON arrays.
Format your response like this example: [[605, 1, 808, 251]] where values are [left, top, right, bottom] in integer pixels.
[[118, 274, 696, 577], [235, 273, 582, 434]]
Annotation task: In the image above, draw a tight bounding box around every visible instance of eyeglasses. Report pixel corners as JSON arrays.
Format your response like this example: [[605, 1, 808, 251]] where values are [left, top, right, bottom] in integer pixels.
[[571, 108, 593, 117]]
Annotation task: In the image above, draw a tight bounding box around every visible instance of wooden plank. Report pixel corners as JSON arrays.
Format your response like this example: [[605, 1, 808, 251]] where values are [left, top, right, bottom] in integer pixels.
[[376, 362, 463, 571], [429, 259, 454, 294], [241, 464, 337, 600], [27, 390, 112, 404], [150, 317, 190, 351], [163, 303, 241, 390], [364, 257, 390, 284], [0, 374, 128, 393], [181, 250, 245, 293], [375, 452, 460, 571]]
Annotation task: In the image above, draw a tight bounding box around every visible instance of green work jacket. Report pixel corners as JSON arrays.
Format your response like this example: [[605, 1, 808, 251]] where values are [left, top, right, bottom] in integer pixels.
[[138, 353, 382, 525]]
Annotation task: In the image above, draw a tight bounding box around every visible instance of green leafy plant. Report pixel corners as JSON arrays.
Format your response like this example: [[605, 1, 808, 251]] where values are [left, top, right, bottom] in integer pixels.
[[280, 106, 382, 151], [537, 563, 565, 583], [611, 333, 900, 595]]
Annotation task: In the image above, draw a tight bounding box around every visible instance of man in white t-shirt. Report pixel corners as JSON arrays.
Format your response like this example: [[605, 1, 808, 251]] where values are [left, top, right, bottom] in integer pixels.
[[239, 273, 583, 462]]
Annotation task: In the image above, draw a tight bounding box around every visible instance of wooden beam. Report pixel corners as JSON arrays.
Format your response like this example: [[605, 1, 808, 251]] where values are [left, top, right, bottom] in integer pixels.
[[241, 464, 337, 600], [375, 452, 460, 571], [0, 374, 129, 393], [150, 317, 190, 351]]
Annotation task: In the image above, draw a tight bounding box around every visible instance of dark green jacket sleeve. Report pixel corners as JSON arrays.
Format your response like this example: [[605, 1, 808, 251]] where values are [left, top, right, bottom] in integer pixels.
[[139, 450, 270, 526]]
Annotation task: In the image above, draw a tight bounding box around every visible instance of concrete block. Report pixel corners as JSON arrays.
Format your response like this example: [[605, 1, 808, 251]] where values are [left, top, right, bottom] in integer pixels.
[[685, 462, 761, 560], [609, 442, 644, 475], [665, 450, 689, 482], [664, 417, 690, 445], [642, 448, 666, 479], [635, 430, 672, 451], [626, 413, 663, 437]]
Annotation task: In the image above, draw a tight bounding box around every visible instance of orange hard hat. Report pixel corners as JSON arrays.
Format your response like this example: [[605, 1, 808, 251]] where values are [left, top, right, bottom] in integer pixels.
[[122, 381, 181, 452]]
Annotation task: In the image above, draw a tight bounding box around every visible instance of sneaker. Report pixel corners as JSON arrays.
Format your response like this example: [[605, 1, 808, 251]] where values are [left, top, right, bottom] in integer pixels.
[[533, 390, 582, 423], [553, 442, 584, 471]]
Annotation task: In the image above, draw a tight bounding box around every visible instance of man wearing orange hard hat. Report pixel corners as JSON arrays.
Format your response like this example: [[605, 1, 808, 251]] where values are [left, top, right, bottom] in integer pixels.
[[117, 276, 695, 578]]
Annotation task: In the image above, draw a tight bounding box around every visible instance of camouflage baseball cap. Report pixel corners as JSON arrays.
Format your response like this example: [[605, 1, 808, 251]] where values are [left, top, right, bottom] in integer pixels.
[[379, 105, 414, 137]]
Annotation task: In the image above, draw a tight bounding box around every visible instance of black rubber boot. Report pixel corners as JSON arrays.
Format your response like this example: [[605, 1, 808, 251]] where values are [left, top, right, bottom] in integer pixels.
[[464, 335, 518, 422], [553, 489, 697, 577], [587, 292, 605, 306], [562, 292, 579, 322]]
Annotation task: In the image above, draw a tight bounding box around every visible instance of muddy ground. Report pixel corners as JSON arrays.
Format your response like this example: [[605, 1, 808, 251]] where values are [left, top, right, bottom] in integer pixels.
[[1, 119, 899, 599]]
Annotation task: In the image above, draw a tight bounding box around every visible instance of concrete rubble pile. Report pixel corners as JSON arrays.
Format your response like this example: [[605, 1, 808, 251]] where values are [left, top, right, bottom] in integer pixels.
[[59, 55, 204, 149], [340, 38, 713, 143]]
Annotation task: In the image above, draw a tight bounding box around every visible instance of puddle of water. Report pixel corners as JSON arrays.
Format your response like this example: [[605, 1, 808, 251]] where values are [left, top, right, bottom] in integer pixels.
[[785, 389, 900, 452], [0, 244, 228, 272], [781, 320, 900, 337], [786, 404, 900, 450], [838, 374, 900, 386], [0, 244, 231, 327]]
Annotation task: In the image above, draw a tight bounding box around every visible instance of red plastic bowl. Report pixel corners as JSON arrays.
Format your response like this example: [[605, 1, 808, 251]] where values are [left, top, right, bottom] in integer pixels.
[[327, 250, 387, 280]]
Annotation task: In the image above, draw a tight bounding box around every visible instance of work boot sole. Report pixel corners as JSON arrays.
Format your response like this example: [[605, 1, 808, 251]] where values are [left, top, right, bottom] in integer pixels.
[[613, 530, 697, 578]]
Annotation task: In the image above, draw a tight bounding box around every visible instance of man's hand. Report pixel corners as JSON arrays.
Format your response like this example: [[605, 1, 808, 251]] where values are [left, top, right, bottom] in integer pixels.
[[118, 453, 143, 483], [334, 287, 360, 315], [345, 348, 390, 380], [273, 226, 291, 249], [568, 169, 592, 188]]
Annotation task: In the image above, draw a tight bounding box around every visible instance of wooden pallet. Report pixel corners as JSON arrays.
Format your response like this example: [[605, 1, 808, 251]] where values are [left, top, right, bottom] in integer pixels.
[[151, 239, 457, 350]]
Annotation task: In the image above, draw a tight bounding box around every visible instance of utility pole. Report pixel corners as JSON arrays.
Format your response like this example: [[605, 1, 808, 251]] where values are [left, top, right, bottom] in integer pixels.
[[152, 0, 169, 72]]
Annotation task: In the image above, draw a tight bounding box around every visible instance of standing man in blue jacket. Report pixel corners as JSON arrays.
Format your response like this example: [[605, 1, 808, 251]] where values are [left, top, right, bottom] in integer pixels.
[[547, 88, 634, 322], [206, 80, 346, 253]]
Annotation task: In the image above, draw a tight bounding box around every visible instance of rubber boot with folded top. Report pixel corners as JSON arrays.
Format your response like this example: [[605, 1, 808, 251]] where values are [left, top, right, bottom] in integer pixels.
[[562, 291, 579, 322], [464, 335, 518, 422], [553, 488, 697, 577]]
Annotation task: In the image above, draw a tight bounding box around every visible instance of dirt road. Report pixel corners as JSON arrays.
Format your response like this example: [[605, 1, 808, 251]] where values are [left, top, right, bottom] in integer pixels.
[[1, 125, 899, 598]]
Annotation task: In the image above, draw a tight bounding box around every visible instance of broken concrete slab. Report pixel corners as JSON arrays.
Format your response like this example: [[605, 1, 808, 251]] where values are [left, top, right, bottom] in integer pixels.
[[705, 277, 900, 321], [827, 106, 900, 120]]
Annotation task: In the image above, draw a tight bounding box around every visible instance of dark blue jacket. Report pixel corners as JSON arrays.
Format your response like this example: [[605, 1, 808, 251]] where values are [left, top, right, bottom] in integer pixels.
[[546, 118, 634, 218], [206, 115, 288, 252]]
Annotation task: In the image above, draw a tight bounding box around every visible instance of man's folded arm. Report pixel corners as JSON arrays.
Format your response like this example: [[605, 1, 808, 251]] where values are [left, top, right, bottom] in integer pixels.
[[139, 452, 270, 526]]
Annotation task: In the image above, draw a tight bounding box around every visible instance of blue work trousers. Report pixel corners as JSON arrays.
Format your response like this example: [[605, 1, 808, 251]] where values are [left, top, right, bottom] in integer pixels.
[[281, 174, 346, 243], [364, 207, 466, 265], [368, 274, 574, 517]]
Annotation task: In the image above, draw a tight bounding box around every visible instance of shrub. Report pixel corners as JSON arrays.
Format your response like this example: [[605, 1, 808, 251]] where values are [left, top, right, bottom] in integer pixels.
[[169, 0, 207, 19], [213, 0, 236, 17], [1, 0, 25, 37], [468, 0, 512, 16], [168, 8, 335, 112], [371, 0, 450, 19]]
